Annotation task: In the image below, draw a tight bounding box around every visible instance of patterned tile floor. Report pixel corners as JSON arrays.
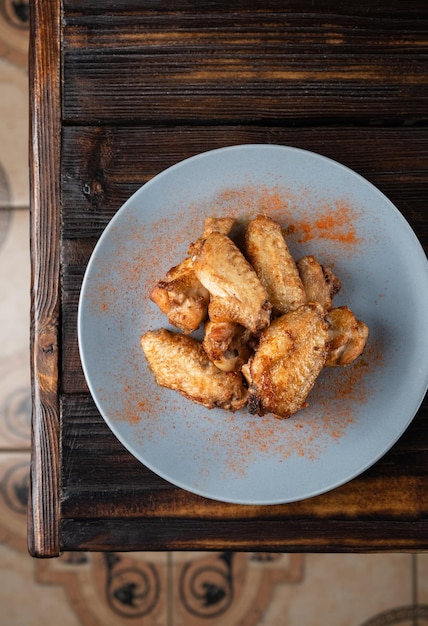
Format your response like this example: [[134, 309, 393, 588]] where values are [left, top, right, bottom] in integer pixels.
[[0, 2, 427, 624]]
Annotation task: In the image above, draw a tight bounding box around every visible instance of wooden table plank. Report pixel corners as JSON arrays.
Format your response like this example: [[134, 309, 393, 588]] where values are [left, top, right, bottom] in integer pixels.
[[28, 0, 62, 558], [60, 384, 428, 552], [60, 394, 427, 504], [62, 0, 426, 16], [61, 4, 428, 123], [60, 519, 428, 553], [60, 126, 428, 240]]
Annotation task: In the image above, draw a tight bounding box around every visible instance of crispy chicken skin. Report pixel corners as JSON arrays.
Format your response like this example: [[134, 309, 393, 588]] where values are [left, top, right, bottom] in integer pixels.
[[188, 216, 236, 257], [193, 231, 271, 333], [149, 257, 209, 334], [325, 306, 369, 367], [245, 214, 306, 315], [296, 255, 341, 311], [244, 303, 328, 418], [202, 321, 253, 372], [202, 216, 236, 239], [141, 329, 247, 411]]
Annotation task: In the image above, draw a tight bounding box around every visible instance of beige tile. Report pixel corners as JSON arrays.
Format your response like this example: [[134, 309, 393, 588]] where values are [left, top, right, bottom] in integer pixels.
[[35, 551, 301, 626], [0, 452, 29, 551], [30, 551, 416, 626], [0, 543, 81, 626], [418, 553, 428, 604], [262, 553, 414, 626], [0, 2, 29, 69], [0, 350, 31, 448], [171, 552, 303, 626], [0, 57, 29, 208], [0, 208, 30, 356], [35, 551, 170, 626], [0, 536, 424, 626], [0, 209, 31, 449]]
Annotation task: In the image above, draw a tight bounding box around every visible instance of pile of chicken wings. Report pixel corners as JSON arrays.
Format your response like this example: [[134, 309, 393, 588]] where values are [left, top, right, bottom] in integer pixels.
[[141, 215, 368, 419]]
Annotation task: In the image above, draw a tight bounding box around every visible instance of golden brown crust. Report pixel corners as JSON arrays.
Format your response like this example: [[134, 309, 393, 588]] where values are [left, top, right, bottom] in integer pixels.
[[149, 257, 210, 334], [247, 303, 328, 418], [188, 216, 236, 257], [202, 320, 253, 372], [194, 231, 271, 333], [322, 265, 342, 301], [245, 214, 306, 315], [325, 306, 369, 367], [141, 329, 247, 411], [202, 216, 236, 239], [296, 255, 341, 311]]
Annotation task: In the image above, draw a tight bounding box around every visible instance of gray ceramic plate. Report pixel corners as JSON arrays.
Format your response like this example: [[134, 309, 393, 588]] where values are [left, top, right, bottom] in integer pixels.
[[78, 144, 428, 505]]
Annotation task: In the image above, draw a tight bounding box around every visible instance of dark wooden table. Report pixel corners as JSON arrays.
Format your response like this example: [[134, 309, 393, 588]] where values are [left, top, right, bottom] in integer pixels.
[[29, 0, 428, 557]]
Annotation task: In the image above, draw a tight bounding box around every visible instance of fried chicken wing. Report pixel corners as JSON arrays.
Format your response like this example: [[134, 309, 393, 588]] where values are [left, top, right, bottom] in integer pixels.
[[149, 257, 209, 334], [202, 216, 236, 238], [202, 320, 253, 372], [141, 329, 247, 411], [296, 255, 341, 311], [193, 231, 271, 333], [325, 306, 369, 367], [244, 303, 328, 418], [188, 216, 236, 257], [245, 214, 306, 315]]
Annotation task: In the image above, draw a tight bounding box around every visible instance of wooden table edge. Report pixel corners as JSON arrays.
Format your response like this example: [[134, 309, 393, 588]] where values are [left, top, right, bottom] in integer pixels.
[[58, 517, 428, 553], [28, 0, 62, 558]]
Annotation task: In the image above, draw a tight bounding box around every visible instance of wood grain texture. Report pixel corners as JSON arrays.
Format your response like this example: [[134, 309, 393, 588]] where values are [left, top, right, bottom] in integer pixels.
[[60, 518, 428, 553], [28, 0, 62, 557], [61, 125, 428, 240], [62, 0, 426, 15], [61, 4, 428, 124], [60, 396, 427, 553], [30, 0, 428, 555], [59, 395, 427, 516]]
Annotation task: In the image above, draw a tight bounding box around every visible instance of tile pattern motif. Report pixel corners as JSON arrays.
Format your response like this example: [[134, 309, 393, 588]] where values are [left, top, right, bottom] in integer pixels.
[[0, 0, 29, 68], [0, 5, 427, 624], [0, 0, 29, 209]]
